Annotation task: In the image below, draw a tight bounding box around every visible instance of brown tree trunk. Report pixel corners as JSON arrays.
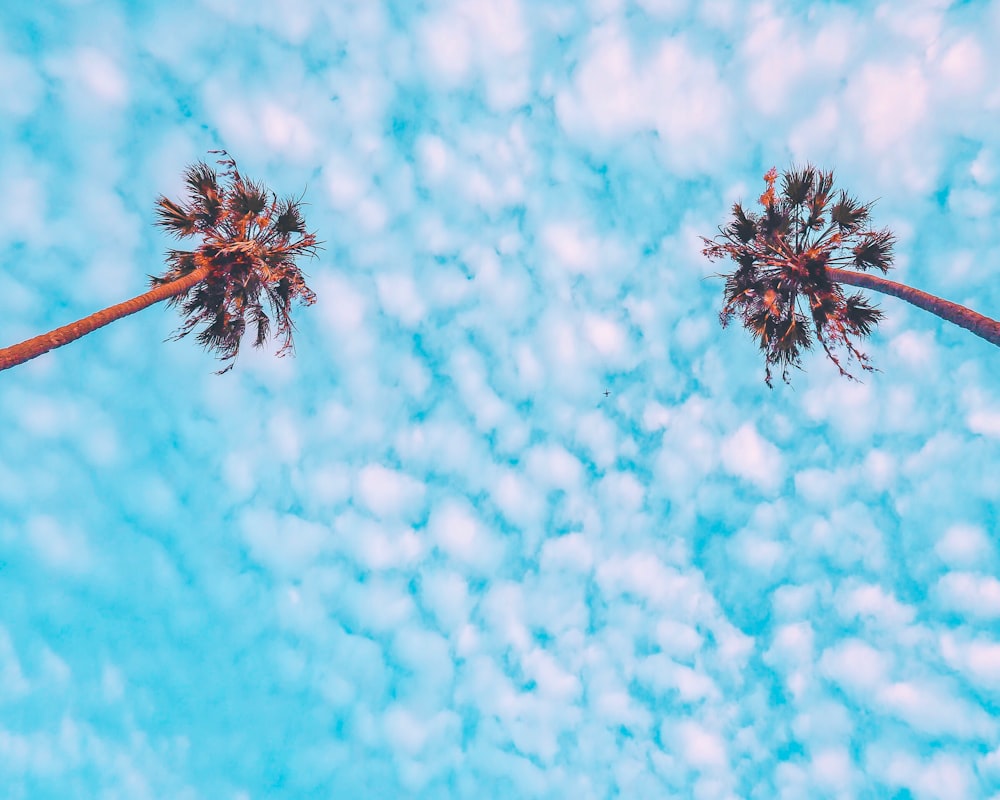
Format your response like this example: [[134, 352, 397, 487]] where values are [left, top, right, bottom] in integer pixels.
[[0, 266, 210, 373], [827, 267, 1000, 348]]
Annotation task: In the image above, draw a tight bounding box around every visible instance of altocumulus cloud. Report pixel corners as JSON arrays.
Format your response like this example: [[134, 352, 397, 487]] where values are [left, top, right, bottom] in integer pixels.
[[1, 0, 999, 797]]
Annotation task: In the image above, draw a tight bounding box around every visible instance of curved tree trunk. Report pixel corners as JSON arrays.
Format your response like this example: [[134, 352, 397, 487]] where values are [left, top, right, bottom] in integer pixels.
[[827, 267, 1000, 348], [0, 266, 210, 373]]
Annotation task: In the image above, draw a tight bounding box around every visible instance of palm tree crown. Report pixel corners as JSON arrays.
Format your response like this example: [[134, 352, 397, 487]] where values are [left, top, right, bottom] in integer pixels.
[[153, 152, 319, 373], [702, 165, 893, 387], [0, 153, 318, 375]]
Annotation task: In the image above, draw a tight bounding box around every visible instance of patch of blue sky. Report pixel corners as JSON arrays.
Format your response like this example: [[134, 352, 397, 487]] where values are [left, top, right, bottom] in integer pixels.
[[1, 0, 999, 797]]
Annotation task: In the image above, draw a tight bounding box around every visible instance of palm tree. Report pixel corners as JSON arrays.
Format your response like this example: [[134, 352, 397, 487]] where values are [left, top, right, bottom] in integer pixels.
[[702, 165, 1000, 387], [0, 152, 318, 374]]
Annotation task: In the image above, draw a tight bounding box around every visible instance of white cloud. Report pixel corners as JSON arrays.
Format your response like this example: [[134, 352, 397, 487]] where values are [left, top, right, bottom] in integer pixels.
[[862, 450, 896, 492], [889, 330, 937, 370], [789, 98, 841, 162], [490, 467, 545, 529], [802, 379, 878, 443], [539, 533, 594, 574], [314, 272, 370, 345], [791, 701, 853, 748], [0, 627, 29, 701], [876, 680, 995, 739], [594, 688, 652, 730], [541, 222, 602, 276], [636, 654, 718, 703], [260, 102, 316, 155], [980, 743, 1000, 781], [478, 582, 531, 653], [101, 663, 125, 704], [394, 419, 485, 481], [583, 313, 628, 360], [766, 622, 814, 666], [428, 499, 502, 572], [846, 58, 934, 189], [356, 464, 426, 521], [597, 471, 644, 513], [524, 444, 584, 492], [447, 348, 510, 435], [635, 0, 687, 20], [741, 10, 808, 116], [383, 704, 459, 757], [392, 627, 454, 694], [940, 633, 1000, 691], [73, 48, 128, 105], [416, 135, 450, 184], [836, 582, 916, 629], [267, 412, 303, 464], [793, 467, 847, 507], [968, 409, 1000, 439], [555, 26, 732, 174], [654, 620, 703, 661], [418, 0, 529, 109], [419, 570, 471, 633], [934, 572, 1000, 620], [25, 516, 92, 574], [936, 35, 986, 95], [934, 523, 993, 567], [344, 577, 417, 635], [596, 555, 719, 628], [240, 509, 331, 576], [819, 638, 891, 694], [669, 720, 727, 771], [351, 521, 424, 571], [713, 618, 754, 669], [849, 59, 928, 151], [731, 530, 784, 575], [771, 583, 820, 622], [812, 747, 855, 793], [0, 47, 43, 117], [521, 647, 581, 701], [641, 402, 672, 433], [420, 17, 473, 83], [324, 153, 371, 210], [305, 464, 351, 508], [720, 423, 784, 493]]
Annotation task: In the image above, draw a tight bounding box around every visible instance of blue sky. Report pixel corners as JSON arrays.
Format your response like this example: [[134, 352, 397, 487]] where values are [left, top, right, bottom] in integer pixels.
[[1, 0, 999, 797]]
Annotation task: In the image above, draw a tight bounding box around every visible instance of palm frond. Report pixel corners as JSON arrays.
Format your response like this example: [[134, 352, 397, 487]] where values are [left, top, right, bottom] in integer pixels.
[[802, 169, 832, 230], [810, 170, 835, 210], [852, 229, 895, 273], [183, 162, 223, 228], [781, 166, 815, 206], [808, 289, 840, 330], [248, 303, 271, 348], [185, 162, 220, 203], [275, 198, 307, 235], [155, 197, 197, 237], [760, 201, 791, 238], [843, 293, 884, 336], [829, 192, 870, 232], [231, 178, 269, 218]]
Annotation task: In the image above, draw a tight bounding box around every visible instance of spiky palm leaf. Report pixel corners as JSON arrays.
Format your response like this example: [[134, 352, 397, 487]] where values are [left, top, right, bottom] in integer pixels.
[[152, 152, 318, 373]]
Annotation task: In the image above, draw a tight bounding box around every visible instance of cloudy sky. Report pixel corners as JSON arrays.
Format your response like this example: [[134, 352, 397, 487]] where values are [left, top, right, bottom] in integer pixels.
[[2, 0, 999, 796]]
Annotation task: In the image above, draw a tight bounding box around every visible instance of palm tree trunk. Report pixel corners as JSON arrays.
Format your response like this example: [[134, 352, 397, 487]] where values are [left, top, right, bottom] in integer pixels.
[[827, 267, 1000, 348], [0, 266, 210, 373]]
